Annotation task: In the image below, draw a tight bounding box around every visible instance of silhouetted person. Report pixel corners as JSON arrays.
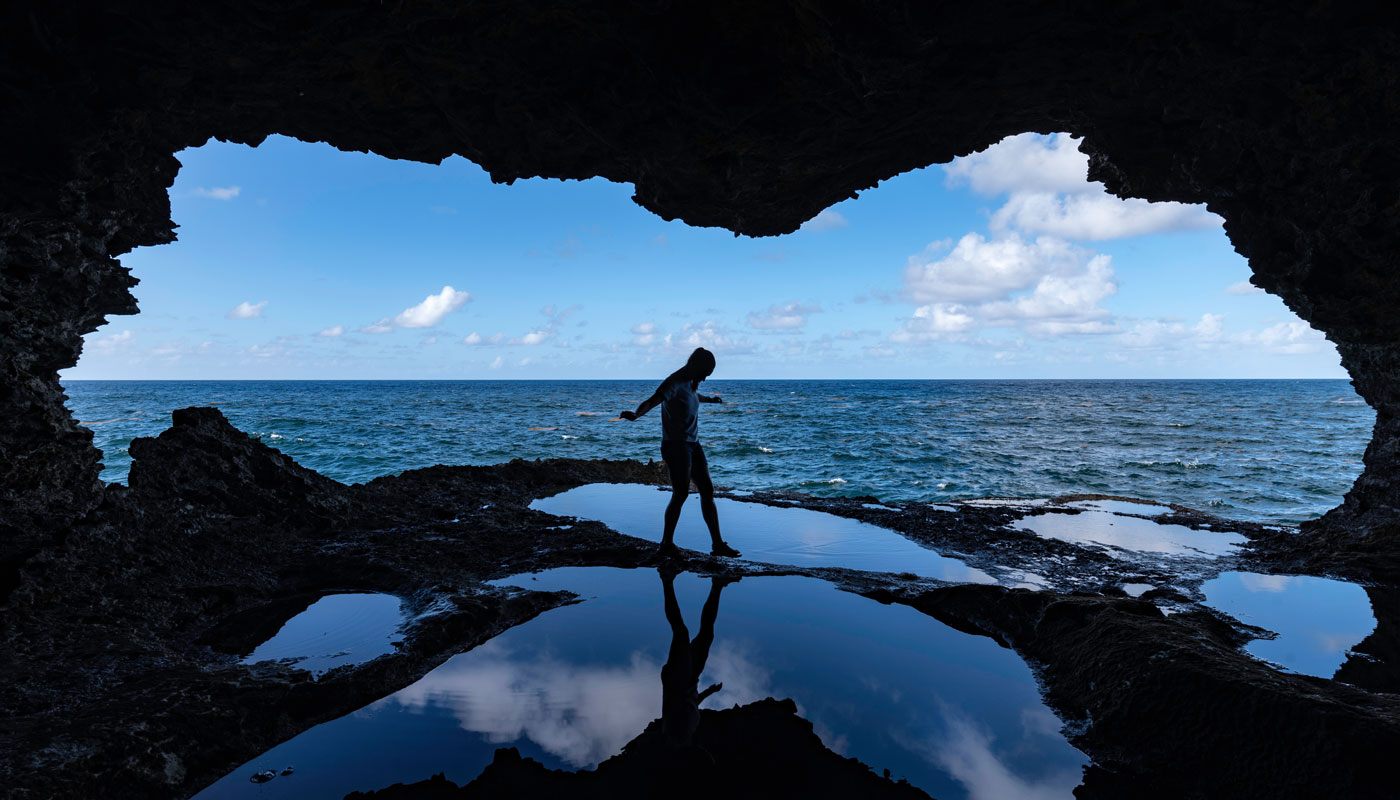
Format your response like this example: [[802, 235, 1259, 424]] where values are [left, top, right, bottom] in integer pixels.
[[620, 347, 740, 558], [659, 566, 735, 750]]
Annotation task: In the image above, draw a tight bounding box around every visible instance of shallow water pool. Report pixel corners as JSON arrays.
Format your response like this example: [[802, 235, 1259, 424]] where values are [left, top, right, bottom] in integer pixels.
[[1012, 508, 1245, 558], [241, 593, 405, 677], [1201, 571, 1376, 678], [533, 483, 995, 583], [196, 568, 1087, 799]]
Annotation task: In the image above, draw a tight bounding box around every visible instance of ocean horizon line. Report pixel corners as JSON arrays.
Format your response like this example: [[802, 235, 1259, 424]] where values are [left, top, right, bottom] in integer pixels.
[[60, 376, 1354, 383]]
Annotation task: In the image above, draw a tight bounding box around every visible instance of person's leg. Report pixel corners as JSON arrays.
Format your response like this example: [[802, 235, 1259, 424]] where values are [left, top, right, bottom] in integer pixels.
[[690, 445, 738, 555], [662, 442, 692, 548]]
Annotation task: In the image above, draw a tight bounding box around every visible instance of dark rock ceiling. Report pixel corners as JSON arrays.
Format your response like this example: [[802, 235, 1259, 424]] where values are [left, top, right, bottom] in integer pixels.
[[2, 0, 1398, 550]]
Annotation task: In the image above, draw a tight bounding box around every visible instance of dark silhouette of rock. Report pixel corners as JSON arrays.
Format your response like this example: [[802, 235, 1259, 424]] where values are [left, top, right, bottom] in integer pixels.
[[2, 2, 1400, 561], [346, 698, 930, 800], [126, 406, 355, 529]]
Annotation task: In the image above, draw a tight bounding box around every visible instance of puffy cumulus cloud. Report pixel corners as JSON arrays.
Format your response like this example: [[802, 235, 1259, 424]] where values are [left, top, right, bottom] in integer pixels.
[[976, 254, 1118, 336], [945, 132, 1090, 196], [317, 325, 343, 338], [896, 242, 1114, 343], [512, 329, 552, 346], [903, 233, 1087, 304], [227, 300, 267, 319], [192, 185, 241, 200], [462, 332, 483, 345], [630, 321, 658, 346], [662, 320, 753, 355], [944, 133, 1217, 240], [990, 191, 1217, 240], [1226, 280, 1264, 295], [747, 301, 821, 330], [890, 304, 977, 343], [799, 208, 849, 233], [897, 234, 1118, 340], [489, 355, 504, 369], [394, 285, 472, 328]]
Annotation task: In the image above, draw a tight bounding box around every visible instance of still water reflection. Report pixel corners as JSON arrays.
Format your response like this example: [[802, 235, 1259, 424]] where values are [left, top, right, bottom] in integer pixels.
[[1201, 571, 1376, 678], [197, 568, 1086, 799], [533, 483, 996, 583], [241, 593, 405, 677]]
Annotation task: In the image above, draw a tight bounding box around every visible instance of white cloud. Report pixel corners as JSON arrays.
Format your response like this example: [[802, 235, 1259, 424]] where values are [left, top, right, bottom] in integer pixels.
[[317, 325, 343, 338], [904, 233, 1086, 304], [91, 329, 134, 353], [896, 236, 1118, 340], [513, 329, 552, 346], [1117, 313, 1326, 356], [661, 320, 752, 355], [631, 321, 658, 346], [192, 185, 241, 200], [463, 332, 483, 345], [1226, 280, 1264, 295], [945, 133, 1090, 196], [799, 209, 849, 233], [990, 191, 1217, 240], [944, 133, 1218, 240], [1237, 320, 1328, 355], [227, 300, 267, 319], [489, 356, 504, 369], [748, 302, 821, 330], [360, 318, 394, 335], [393, 286, 472, 328], [422, 336, 437, 345], [976, 254, 1118, 336], [890, 304, 977, 342]]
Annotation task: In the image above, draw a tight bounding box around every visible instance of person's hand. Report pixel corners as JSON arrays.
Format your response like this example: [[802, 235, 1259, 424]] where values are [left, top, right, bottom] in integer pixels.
[[620, 410, 637, 421]]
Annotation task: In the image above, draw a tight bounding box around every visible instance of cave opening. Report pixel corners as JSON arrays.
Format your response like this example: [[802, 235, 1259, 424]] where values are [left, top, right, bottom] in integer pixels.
[[59, 132, 1370, 525]]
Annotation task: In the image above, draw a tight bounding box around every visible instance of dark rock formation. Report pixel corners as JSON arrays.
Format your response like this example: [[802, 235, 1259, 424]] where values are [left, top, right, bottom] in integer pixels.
[[346, 698, 930, 800], [0, 407, 670, 798], [869, 584, 1400, 798], [2, 1, 1400, 561]]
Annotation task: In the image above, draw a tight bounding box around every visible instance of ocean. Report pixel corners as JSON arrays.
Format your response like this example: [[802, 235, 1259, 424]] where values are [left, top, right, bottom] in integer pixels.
[[63, 379, 1372, 525]]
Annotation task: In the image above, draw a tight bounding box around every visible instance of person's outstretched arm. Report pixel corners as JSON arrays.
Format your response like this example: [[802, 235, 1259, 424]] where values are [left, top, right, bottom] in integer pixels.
[[697, 393, 723, 404], [619, 388, 664, 421]]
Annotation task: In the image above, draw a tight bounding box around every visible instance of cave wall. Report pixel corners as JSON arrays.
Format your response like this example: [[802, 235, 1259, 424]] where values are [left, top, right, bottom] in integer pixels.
[[3, 0, 1398, 553]]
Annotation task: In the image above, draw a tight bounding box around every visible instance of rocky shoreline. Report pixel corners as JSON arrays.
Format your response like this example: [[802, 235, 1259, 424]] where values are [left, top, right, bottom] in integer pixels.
[[2, 407, 1397, 798]]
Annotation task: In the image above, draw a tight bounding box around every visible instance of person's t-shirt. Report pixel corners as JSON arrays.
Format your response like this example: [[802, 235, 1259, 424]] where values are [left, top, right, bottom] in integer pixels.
[[659, 377, 700, 442]]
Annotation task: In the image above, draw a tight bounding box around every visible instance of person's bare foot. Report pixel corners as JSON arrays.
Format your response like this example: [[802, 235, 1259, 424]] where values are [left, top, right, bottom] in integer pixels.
[[710, 542, 741, 558]]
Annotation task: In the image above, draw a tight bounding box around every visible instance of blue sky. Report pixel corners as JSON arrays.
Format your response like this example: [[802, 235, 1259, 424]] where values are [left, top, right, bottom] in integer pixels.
[[64, 133, 1346, 380]]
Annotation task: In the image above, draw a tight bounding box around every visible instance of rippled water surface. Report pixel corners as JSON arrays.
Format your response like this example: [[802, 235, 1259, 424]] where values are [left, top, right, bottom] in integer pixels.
[[64, 379, 1372, 524], [195, 568, 1087, 799]]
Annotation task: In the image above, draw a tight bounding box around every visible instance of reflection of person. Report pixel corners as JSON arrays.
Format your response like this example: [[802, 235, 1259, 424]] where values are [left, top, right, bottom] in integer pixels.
[[619, 347, 740, 558], [659, 567, 735, 749]]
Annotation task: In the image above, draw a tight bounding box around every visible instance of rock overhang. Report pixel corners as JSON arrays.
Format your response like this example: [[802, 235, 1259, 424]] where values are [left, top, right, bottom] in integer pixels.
[[3, 1, 1400, 551]]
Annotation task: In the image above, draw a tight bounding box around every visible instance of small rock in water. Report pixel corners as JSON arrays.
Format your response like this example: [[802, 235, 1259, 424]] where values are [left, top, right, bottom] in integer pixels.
[[250, 769, 277, 783], [280, 766, 295, 776]]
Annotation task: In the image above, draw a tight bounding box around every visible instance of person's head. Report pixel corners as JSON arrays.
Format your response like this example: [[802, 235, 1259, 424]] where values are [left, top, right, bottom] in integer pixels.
[[685, 347, 716, 381]]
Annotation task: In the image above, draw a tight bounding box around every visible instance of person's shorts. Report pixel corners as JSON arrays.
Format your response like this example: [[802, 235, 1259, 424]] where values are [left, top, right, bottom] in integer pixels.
[[660, 440, 706, 477]]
